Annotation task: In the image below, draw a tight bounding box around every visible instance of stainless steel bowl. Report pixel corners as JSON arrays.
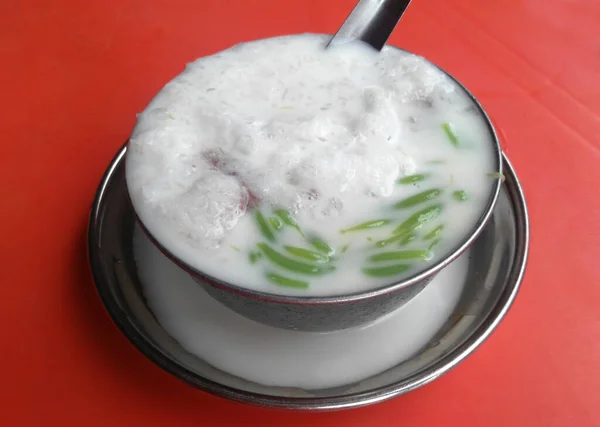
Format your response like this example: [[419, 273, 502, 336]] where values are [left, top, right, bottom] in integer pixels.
[[88, 148, 528, 410], [125, 48, 503, 332]]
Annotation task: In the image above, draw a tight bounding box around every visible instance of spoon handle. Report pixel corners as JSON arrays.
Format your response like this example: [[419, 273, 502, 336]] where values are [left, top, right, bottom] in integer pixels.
[[328, 0, 413, 51]]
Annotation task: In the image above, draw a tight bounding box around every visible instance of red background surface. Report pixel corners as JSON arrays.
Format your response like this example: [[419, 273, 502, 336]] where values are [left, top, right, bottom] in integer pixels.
[[1, 0, 599, 425]]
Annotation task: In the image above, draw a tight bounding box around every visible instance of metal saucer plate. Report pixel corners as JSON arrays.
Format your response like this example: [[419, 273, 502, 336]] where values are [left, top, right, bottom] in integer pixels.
[[88, 145, 529, 411]]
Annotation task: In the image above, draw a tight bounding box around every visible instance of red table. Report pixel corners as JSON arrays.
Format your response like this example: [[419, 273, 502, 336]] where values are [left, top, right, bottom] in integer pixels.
[[2, 0, 599, 425]]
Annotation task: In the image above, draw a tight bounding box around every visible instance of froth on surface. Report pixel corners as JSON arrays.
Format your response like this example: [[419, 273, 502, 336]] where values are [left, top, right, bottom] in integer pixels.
[[133, 226, 468, 390], [126, 33, 496, 295]]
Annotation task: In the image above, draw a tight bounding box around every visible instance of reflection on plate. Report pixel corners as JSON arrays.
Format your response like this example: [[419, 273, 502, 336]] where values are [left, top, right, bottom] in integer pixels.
[[134, 224, 468, 389]]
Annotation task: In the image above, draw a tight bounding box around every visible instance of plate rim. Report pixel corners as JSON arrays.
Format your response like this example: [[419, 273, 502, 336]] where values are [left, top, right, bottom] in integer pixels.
[[87, 146, 529, 411]]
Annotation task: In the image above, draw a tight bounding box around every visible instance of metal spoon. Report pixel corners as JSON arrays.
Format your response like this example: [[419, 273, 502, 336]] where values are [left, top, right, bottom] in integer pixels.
[[327, 0, 413, 51]]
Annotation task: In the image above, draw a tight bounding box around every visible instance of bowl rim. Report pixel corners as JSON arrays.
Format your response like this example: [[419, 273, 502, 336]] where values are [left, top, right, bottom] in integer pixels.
[[125, 43, 504, 305]]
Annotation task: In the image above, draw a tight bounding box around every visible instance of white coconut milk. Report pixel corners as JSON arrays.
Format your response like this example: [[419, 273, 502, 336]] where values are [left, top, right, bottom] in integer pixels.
[[126, 34, 497, 296]]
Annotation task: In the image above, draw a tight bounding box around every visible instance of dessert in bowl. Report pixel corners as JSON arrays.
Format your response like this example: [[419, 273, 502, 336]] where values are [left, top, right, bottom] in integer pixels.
[[125, 34, 502, 331]]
